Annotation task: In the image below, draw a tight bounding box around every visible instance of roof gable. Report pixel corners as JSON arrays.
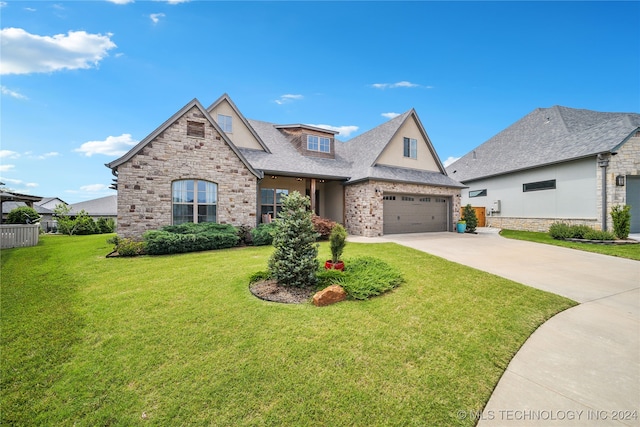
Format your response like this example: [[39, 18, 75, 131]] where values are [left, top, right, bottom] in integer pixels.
[[106, 99, 262, 179], [207, 94, 271, 153], [447, 106, 640, 182]]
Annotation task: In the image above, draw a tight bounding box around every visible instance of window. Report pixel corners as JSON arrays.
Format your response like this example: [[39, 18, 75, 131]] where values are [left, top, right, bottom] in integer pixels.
[[383, 195, 396, 201], [307, 135, 331, 153], [469, 189, 487, 198], [401, 196, 415, 201], [523, 179, 556, 192], [419, 197, 431, 202], [187, 121, 205, 138], [217, 114, 232, 133], [261, 188, 288, 220], [172, 180, 217, 225], [403, 137, 417, 159]]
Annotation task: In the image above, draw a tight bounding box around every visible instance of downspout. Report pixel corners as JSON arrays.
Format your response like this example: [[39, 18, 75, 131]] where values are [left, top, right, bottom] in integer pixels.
[[598, 153, 610, 231]]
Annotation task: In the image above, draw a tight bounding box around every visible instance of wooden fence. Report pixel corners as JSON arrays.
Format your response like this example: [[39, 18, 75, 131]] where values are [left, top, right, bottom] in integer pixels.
[[0, 224, 40, 249]]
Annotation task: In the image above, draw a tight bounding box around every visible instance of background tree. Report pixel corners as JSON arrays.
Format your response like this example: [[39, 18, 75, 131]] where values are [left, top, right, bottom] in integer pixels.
[[268, 191, 319, 288], [461, 204, 478, 233], [7, 206, 40, 224]]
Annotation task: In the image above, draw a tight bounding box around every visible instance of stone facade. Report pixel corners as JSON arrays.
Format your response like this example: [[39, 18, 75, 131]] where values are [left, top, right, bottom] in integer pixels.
[[344, 180, 462, 237], [116, 106, 258, 239], [486, 216, 599, 232]]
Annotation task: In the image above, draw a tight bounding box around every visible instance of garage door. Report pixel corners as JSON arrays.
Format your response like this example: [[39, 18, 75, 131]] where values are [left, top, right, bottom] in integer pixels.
[[627, 176, 640, 233], [383, 194, 449, 234]]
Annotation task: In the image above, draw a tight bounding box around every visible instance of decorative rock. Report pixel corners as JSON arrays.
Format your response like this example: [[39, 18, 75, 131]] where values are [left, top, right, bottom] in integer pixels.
[[313, 285, 347, 307]]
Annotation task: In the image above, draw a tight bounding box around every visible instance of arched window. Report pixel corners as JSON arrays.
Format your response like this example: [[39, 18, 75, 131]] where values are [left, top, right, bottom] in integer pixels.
[[172, 180, 217, 225]]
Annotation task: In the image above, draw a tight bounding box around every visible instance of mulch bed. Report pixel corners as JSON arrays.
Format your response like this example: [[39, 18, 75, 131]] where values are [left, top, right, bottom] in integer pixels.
[[249, 279, 315, 304]]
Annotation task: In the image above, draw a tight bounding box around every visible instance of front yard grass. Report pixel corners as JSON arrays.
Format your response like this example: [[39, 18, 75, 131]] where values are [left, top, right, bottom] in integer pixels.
[[1, 234, 575, 426], [500, 229, 640, 261]]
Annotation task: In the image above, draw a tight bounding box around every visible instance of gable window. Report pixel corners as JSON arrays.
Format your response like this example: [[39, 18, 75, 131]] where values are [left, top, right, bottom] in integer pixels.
[[403, 137, 417, 159], [187, 121, 205, 138], [172, 180, 217, 225], [260, 188, 288, 221], [469, 189, 487, 198], [307, 135, 331, 153], [217, 114, 232, 133], [523, 179, 556, 192]]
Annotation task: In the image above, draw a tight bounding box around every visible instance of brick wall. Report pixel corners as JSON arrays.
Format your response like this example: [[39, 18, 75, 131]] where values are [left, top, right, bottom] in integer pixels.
[[115, 106, 258, 239], [344, 180, 462, 237], [486, 216, 599, 232]]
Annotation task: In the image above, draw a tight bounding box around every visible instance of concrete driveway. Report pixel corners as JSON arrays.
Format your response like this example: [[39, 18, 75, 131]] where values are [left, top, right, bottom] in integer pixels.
[[349, 228, 640, 426]]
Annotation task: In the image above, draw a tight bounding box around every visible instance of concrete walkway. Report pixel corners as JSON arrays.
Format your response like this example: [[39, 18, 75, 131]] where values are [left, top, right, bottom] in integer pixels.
[[349, 228, 639, 426]]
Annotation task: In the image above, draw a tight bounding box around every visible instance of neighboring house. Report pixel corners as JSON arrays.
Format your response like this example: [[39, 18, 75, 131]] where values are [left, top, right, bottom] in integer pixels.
[[446, 106, 640, 233], [1, 201, 55, 231], [69, 195, 117, 223], [106, 93, 464, 239], [36, 197, 68, 211]]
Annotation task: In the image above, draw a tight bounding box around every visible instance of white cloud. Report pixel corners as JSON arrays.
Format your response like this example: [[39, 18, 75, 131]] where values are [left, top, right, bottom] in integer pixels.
[[0, 28, 117, 75], [150, 13, 165, 24], [0, 2, 7, 7], [74, 134, 138, 157], [25, 7, 36, 12], [0, 177, 22, 185], [381, 112, 400, 119], [0, 164, 15, 172], [163, 0, 190, 4], [1, 85, 28, 100], [306, 124, 359, 138], [25, 182, 38, 188], [107, 0, 134, 4], [36, 152, 59, 160], [371, 81, 432, 90], [275, 94, 303, 105], [0, 150, 20, 159], [443, 156, 460, 167], [80, 184, 110, 192]]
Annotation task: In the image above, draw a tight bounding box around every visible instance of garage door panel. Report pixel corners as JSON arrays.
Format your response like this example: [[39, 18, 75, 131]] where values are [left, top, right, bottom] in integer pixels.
[[383, 194, 448, 234]]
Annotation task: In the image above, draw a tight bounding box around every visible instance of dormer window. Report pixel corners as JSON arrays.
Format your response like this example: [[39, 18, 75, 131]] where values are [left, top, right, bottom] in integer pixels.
[[217, 114, 232, 133], [307, 135, 331, 153], [403, 137, 417, 159]]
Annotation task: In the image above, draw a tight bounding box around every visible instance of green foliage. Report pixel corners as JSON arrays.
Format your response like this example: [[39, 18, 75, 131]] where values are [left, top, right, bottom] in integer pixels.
[[338, 256, 404, 300], [568, 224, 592, 239], [143, 222, 240, 255], [268, 191, 319, 288], [250, 223, 277, 246], [249, 270, 272, 283], [6, 206, 40, 224], [312, 215, 337, 240], [583, 229, 617, 241], [461, 204, 478, 233], [96, 217, 115, 234], [73, 211, 98, 235], [611, 205, 631, 239], [54, 204, 76, 235], [316, 268, 346, 288], [549, 222, 572, 239], [329, 223, 347, 263], [118, 238, 146, 256]]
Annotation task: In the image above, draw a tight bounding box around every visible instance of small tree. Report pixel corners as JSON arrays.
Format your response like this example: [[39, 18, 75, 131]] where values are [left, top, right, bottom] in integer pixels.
[[461, 204, 478, 233], [268, 191, 319, 288], [329, 223, 347, 263], [6, 206, 40, 224], [54, 203, 78, 235], [611, 204, 631, 239]]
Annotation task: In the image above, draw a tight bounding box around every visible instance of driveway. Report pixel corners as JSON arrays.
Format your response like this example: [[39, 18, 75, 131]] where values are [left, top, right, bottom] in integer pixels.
[[349, 228, 640, 426]]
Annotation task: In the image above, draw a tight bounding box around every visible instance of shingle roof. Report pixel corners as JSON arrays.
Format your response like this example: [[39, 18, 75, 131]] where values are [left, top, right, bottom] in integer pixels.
[[2, 201, 53, 215], [69, 195, 117, 216], [446, 106, 640, 182]]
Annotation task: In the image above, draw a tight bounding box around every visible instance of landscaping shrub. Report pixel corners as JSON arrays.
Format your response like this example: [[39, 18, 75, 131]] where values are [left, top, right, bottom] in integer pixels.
[[611, 204, 631, 239], [583, 229, 617, 241], [143, 223, 240, 255], [312, 215, 337, 240], [316, 268, 345, 288], [250, 223, 277, 246], [74, 211, 99, 235], [268, 191, 319, 288], [461, 204, 478, 233], [568, 224, 592, 239], [249, 270, 272, 283], [339, 256, 404, 300], [549, 222, 572, 239], [6, 206, 40, 224], [329, 223, 347, 263], [107, 236, 146, 256], [96, 217, 115, 234]]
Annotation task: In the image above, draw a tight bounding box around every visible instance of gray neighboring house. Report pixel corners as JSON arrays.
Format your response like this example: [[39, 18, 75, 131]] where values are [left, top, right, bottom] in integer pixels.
[[1, 201, 54, 232], [446, 106, 640, 232], [106, 93, 465, 239], [69, 195, 117, 222]]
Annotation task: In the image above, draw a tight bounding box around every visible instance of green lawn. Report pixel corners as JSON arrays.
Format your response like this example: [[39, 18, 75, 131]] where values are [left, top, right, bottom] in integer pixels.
[[500, 229, 640, 261], [1, 234, 575, 426]]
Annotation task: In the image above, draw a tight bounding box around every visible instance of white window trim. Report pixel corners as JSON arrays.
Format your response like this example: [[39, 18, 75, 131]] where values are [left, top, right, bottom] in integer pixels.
[[403, 137, 417, 159], [307, 135, 331, 153], [217, 114, 233, 133]]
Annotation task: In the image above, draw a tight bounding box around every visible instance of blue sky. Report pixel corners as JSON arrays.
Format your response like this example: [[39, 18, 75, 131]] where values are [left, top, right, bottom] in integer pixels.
[[1, 1, 639, 204]]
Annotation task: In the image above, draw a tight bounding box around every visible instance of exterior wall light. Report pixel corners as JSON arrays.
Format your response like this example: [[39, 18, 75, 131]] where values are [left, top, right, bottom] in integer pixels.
[[616, 175, 625, 186]]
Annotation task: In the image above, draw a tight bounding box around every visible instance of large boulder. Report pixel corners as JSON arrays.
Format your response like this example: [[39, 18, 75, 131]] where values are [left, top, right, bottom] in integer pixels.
[[313, 285, 347, 307]]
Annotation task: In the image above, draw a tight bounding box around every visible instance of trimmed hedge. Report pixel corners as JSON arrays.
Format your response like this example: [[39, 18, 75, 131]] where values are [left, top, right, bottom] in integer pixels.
[[250, 223, 277, 246], [549, 222, 617, 241], [143, 223, 239, 255]]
